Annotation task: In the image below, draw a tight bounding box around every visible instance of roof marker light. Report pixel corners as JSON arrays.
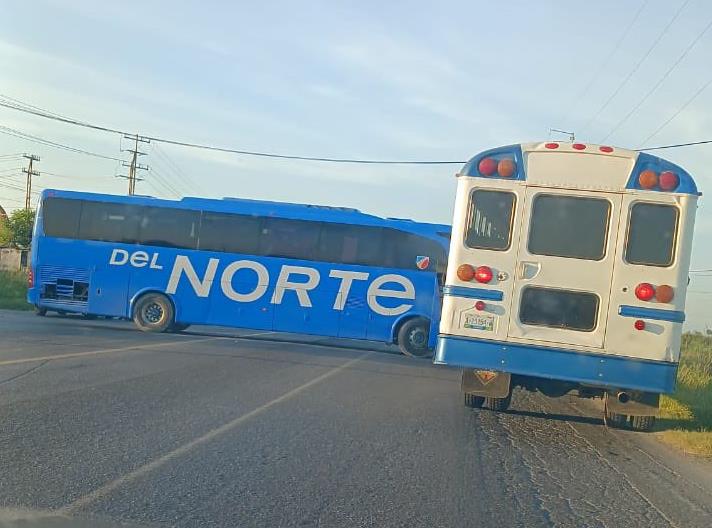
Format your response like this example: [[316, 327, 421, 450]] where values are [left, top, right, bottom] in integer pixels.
[[545, 143, 560, 149], [599, 146, 613, 153], [497, 159, 516, 178], [659, 171, 679, 191], [638, 170, 658, 189], [478, 158, 497, 176], [572, 143, 586, 150]]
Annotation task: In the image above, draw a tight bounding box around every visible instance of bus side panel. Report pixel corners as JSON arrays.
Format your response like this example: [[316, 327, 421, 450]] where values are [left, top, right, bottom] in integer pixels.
[[272, 273, 340, 337]]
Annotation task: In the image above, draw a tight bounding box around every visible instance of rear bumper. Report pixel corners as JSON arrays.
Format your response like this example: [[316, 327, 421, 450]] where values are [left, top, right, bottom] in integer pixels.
[[435, 334, 678, 394]]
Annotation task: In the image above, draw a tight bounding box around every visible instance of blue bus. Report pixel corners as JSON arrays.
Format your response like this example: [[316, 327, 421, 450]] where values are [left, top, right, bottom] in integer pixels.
[[28, 190, 450, 357]]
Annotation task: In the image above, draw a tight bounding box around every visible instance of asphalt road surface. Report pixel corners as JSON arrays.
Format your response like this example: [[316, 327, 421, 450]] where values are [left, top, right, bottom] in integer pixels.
[[1, 310, 711, 528]]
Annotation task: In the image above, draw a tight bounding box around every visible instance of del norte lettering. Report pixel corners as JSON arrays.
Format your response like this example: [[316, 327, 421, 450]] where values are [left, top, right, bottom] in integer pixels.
[[109, 249, 416, 316]]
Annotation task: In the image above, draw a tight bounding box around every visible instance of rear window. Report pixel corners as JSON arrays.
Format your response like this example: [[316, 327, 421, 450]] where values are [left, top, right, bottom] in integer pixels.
[[528, 195, 610, 260], [625, 203, 678, 267], [465, 190, 516, 250], [42, 198, 81, 239], [520, 287, 599, 332]]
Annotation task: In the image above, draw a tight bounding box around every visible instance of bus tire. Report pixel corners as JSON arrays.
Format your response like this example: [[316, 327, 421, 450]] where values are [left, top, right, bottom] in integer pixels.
[[397, 318, 432, 358], [484, 393, 511, 412], [133, 293, 174, 333], [34, 306, 47, 317], [630, 415, 655, 432], [464, 393, 485, 408]]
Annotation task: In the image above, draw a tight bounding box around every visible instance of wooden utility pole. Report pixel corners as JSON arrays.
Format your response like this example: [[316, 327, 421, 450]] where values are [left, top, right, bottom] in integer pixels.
[[22, 154, 40, 210], [118, 134, 150, 195]]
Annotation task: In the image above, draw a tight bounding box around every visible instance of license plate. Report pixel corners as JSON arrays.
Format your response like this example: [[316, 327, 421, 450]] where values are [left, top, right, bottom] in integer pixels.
[[464, 313, 494, 331]]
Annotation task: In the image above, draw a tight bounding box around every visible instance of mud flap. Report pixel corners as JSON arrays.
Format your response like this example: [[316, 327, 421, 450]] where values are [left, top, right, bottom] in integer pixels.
[[461, 369, 511, 398], [604, 391, 660, 417]]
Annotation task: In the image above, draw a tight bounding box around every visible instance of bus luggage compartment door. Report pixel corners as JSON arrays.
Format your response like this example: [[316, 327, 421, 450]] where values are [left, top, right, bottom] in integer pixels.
[[507, 188, 623, 349]]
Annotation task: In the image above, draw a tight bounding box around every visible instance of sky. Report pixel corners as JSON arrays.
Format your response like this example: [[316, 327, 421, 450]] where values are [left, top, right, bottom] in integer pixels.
[[1, 0, 711, 329]]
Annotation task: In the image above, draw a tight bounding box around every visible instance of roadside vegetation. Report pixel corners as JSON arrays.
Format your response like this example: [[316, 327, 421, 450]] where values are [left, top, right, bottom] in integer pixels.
[[0, 270, 32, 311], [658, 332, 712, 457]]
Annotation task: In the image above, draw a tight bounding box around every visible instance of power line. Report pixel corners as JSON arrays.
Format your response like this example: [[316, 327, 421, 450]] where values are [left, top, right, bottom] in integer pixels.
[[0, 124, 122, 162], [578, 0, 690, 136], [600, 17, 712, 143], [0, 96, 466, 165], [562, 1, 648, 126], [690, 269, 712, 273], [637, 139, 712, 151], [638, 76, 712, 147]]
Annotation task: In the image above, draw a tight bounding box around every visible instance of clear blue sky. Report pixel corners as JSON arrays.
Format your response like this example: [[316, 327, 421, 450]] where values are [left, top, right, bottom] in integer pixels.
[[1, 0, 711, 328]]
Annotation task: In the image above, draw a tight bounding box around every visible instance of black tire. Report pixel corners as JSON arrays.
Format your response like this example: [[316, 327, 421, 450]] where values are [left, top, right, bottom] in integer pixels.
[[132, 293, 174, 333], [170, 323, 190, 332], [397, 317, 432, 358], [484, 393, 511, 411], [630, 415, 656, 432], [464, 393, 485, 408], [606, 411, 628, 429], [34, 305, 47, 317]]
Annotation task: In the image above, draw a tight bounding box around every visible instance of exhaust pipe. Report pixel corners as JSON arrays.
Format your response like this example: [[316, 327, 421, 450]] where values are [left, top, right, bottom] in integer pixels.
[[617, 391, 630, 404]]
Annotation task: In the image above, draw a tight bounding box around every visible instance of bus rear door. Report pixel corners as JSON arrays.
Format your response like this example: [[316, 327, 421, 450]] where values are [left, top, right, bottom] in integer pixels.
[[506, 188, 623, 349]]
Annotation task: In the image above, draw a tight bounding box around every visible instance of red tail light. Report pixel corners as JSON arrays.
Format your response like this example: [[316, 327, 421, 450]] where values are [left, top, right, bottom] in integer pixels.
[[635, 283, 655, 301], [27, 268, 34, 288], [457, 264, 475, 282], [659, 171, 679, 191], [475, 300, 486, 311], [474, 266, 493, 284], [478, 157, 498, 176], [634, 320, 646, 331]]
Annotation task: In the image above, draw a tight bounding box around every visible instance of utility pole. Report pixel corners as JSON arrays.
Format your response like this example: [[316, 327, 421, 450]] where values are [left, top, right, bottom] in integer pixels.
[[118, 134, 150, 195], [22, 154, 40, 210]]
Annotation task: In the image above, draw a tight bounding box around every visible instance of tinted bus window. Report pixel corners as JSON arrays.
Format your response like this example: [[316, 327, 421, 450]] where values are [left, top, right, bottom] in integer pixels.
[[140, 207, 199, 249], [42, 198, 82, 239], [260, 218, 321, 260], [529, 195, 610, 260], [384, 230, 446, 273], [520, 287, 599, 332], [319, 223, 383, 266], [625, 203, 678, 267], [465, 190, 515, 250], [79, 202, 141, 244], [199, 212, 261, 255]]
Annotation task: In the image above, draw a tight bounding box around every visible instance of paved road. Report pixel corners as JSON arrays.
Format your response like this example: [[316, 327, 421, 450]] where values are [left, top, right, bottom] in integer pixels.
[[1, 310, 711, 528]]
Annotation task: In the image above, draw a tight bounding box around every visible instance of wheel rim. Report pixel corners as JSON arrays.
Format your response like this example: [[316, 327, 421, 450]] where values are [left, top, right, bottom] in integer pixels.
[[408, 327, 427, 349], [142, 302, 165, 325]]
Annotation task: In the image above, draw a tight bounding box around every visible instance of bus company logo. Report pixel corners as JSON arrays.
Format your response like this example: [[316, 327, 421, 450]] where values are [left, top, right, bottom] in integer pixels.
[[415, 256, 430, 270], [109, 249, 417, 316]]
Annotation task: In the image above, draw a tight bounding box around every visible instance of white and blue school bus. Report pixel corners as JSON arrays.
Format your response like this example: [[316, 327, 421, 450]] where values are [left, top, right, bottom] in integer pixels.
[[434, 141, 699, 431], [28, 190, 450, 357]]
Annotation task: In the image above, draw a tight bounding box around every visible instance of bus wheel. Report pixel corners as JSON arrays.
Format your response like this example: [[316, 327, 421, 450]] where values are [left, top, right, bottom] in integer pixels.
[[398, 318, 432, 358], [484, 393, 511, 412], [133, 293, 174, 333], [464, 393, 485, 408], [630, 415, 655, 432], [34, 306, 47, 317]]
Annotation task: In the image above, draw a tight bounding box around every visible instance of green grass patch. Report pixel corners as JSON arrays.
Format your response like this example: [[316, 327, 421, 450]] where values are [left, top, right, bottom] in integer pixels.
[[658, 332, 712, 457], [0, 270, 32, 310]]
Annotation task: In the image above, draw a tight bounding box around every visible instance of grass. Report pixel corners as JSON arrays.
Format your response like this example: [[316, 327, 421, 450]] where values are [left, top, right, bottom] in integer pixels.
[[658, 332, 712, 457], [0, 270, 32, 310]]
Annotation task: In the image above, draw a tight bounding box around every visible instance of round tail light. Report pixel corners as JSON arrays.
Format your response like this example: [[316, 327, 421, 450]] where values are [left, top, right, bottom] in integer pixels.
[[635, 283, 655, 301], [478, 158, 498, 176], [497, 159, 516, 178], [638, 170, 658, 189], [655, 285, 674, 303], [634, 320, 646, 331], [474, 266, 493, 284], [659, 171, 679, 191], [457, 264, 475, 282], [475, 300, 486, 311]]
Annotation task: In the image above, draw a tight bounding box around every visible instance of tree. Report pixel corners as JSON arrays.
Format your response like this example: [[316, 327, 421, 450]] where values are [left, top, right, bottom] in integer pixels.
[[0, 217, 11, 247], [6, 209, 36, 249]]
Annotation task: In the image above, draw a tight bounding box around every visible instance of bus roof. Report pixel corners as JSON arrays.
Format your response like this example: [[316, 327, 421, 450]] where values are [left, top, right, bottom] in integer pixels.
[[460, 142, 699, 196], [41, 189, 451, 241]]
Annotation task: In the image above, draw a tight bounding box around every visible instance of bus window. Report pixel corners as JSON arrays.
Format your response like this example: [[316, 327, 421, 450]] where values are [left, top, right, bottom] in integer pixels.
[[199, 212, 261, 255], [528, 195, 610, 260], [42, 198, 82, 239], [384, 230, 447, 274], [79, 202, 142, 244], [465, 190, 515, 250], [139, 207, 200, 249], [318, 223, 383, 267], [519, 287, 599, 332], [260, 218, 321, 261], [625, 203, 678, 267]]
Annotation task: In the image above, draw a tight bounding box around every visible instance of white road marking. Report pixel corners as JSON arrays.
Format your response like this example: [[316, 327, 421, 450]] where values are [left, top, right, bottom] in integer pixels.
[[61, 350, 373, 513], [0, 337, 221, 367]]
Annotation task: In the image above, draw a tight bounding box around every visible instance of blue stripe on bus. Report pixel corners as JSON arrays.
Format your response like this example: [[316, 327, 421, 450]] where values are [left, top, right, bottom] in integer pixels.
[[442, 285, 504, 301], [434, 334, 678, 394], [618, 305, 685, 323]]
